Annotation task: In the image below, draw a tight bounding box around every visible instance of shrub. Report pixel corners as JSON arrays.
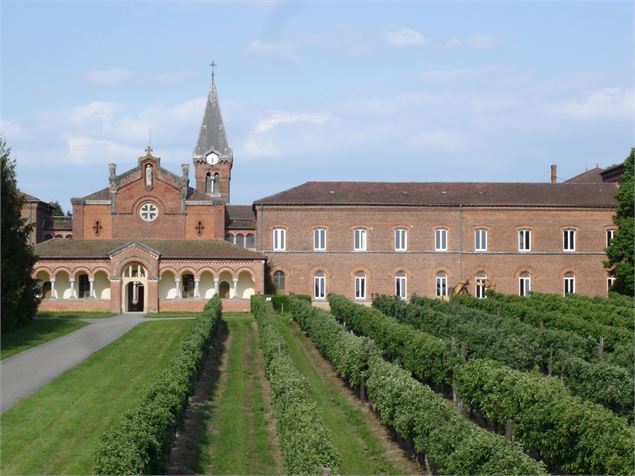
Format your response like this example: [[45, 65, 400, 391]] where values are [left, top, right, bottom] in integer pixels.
[[251, 297, 340, 475], [94, 296, 222, 475]]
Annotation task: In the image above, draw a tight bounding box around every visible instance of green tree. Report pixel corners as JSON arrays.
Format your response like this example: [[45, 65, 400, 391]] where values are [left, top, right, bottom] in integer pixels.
[[605, 148, 634, 296], [49, 200, 64, 216], [1, 138, 41, 330]]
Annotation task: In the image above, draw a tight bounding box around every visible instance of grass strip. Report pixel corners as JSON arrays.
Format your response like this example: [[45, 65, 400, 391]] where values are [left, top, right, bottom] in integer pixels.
[[0, 320, 191, 475], [36, 311, 114, 319], [200, 314, 278, 474], [1, 318, 87, 360]]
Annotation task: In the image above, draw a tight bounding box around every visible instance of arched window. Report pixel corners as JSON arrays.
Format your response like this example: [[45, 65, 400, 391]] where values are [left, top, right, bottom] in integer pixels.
[[519, 272, 531, 297], [273, 271, 285, 292], [564, 272, 575, 295], [354, 272, 366, 300], [436, 272, 448, 297], [314, 272, 326, 299], [475, 272, 487, 299], [205, 173, 212, 193], [182, 273, 195, 298], [246, 233, 255, 249], [395, 272, 407, 300], [212, 173, 220, 194], [236, 233, 245, 248], [225, 233, 235, 244], [123, 263, 147, 278]]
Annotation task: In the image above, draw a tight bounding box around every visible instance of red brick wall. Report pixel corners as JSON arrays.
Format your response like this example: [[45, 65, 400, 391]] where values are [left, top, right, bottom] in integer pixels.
[[257, 205, 615, 298], [38, 299, 111, 312]]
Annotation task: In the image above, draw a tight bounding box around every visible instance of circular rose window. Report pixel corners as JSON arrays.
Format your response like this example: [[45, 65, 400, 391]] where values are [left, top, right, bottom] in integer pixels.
[[139, 202, 159, 222]]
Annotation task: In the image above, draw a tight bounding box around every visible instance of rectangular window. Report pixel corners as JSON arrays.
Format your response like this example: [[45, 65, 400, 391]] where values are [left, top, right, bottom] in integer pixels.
[[395, 228, 407, 251], [607, 229, 615, 247], [354, 228, 367, 251], [475, 229, 487, 252], [435, 228, 448, 251], [436, 275, 447, 297], [519, 276, 531, 297], [355, 274, 366, 300], [563, 229, 576, 251], [608, 276, 615, 290], [518, 229, 531, 251], [395, 275, 407, 300], [273, 228, 286, 251], [314, 228, 326, 251], [564, 275, 575, 295], [314, 275, 326, 299]]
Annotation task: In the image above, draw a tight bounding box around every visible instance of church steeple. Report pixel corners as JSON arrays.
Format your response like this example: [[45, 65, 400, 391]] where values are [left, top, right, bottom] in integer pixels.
[[193, 71, 233, 203], [193, 77, 232, 161]]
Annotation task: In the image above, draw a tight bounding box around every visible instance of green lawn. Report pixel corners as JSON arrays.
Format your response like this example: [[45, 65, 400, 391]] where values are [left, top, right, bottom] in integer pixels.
[[197, 313, 280, 475], [1, 319, 88, 360], [0, 320, 191, 475], [279, 315, 409, 475], [36, 311, 114, 319], [144, 312, 198, 318]]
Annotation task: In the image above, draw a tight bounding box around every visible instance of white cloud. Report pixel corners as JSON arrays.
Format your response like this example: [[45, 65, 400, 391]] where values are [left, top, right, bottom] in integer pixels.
[[559, 88, 634, 120], [246, 40, 299, 63], [445, 33, 504, 49], [254, 111, 336, 133], [79, 67, 131, 86], [383, 27, 429, 47], [64, 135, 139, 164], [68, 101, 122, 123], [0, 118, 22, 139]]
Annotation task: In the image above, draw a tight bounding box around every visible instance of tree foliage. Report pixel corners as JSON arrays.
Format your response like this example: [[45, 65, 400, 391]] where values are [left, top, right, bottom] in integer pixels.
[[49, 200, 64, 216], [1, 138, 40, 331], [605, 148, 634, 296]]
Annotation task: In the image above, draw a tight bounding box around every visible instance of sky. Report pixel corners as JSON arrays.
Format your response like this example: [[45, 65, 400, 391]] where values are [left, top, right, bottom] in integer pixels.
[[1, 1, 633, 210]]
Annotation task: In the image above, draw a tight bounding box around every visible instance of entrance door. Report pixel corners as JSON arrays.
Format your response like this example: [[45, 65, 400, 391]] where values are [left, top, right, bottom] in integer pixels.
[[127, 281, 145, 312]]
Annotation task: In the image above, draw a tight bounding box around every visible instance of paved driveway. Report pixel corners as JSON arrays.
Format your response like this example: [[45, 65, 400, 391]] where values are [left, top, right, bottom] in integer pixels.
[[0, 315, 192, 413]]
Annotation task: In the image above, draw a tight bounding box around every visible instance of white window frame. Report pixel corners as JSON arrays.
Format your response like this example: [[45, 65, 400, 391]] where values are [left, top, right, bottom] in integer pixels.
[[519, 273, 531, 297], [564, 273, 575, 295], [435, 273, 448, 297], [273, 228, 286, 251], [475, 274, 487, 299], [314, 273, 326, 300], [607, 275, 615, 291], [354, 272, 366, 300], [395, 274, 407, 300], [395, 228, 407, 251], [313, 228, 326, 251], [354, 228, 367, 251], [607, 229, 615, 247], [563, 229, 576, 252], [435, 228, 448, 252], [518, 229, 531, 252], [475, 228, 488, 252]]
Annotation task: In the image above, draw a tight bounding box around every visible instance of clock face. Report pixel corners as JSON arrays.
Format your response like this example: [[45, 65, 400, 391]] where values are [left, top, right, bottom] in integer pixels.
[[206, 152, 219, 165]]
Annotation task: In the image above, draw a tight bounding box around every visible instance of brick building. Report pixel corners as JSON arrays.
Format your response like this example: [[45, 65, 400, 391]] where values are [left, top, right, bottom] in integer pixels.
[[28, 77, 620, 313]]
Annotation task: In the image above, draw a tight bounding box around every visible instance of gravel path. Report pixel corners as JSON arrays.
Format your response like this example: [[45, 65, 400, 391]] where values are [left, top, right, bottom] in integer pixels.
[[0, 315, 193, 413]]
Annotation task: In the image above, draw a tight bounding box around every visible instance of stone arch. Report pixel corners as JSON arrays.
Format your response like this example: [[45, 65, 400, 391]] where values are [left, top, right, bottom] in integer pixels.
[[159, 270, 178, 299], [160, 267, 179, 278], [113, 255, 154, 278], [90, 266, 111, 279], [54, 270, 72, 299], [33, 265, 54, 277], [73, 267, 92, 280], [235, 267, 256, 282], [216, 267, 236, 280], [236, 270, 256, 299], [199, 270, 216, 299], [93, 270, 111, 300], [217, 270, 234, 299], [196, 267, 217, 280], [36, 270, 53, 299], [52, 266, 73, 279]]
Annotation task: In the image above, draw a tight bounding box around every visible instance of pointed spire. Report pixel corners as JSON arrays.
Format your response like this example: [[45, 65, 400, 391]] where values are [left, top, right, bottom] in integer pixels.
[[193, 75, 232, 161]]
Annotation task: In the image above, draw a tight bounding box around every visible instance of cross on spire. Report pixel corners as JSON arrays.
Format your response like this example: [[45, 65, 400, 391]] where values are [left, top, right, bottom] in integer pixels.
[[209, 60, 217, 82]]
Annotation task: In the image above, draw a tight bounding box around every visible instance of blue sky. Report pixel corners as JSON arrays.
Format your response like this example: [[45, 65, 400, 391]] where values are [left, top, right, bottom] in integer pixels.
[[1, 1, 633, 210]]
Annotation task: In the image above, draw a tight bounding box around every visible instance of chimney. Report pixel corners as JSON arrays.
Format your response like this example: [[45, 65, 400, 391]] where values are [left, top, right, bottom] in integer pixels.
[[550, 164, 557, 184]]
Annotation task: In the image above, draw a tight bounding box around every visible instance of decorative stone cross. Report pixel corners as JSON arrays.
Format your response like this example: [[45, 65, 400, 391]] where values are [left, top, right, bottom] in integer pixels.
[[195, 221, 205, 236], [93, 220, 102, 235]]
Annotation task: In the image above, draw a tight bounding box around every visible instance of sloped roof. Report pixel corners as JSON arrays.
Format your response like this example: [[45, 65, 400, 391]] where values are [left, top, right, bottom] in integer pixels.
[[564, 167, 604, 184], [35, 239, 265, 260], [254, 181, 617, 208], [193, 79, 232, 159], [226, 205, 256, 229], [78, 185, 214, 203]]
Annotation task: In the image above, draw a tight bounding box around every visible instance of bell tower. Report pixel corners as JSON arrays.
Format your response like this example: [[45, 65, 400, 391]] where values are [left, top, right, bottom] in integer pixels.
[[193, 72, 233, 203]]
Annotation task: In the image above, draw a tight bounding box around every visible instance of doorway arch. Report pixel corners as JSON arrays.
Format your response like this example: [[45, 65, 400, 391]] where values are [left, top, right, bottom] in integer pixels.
[[121, 262, 148, 313]]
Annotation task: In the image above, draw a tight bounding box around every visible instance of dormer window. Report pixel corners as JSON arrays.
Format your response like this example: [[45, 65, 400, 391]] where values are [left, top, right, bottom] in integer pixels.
[[145, 164, 153, 187]]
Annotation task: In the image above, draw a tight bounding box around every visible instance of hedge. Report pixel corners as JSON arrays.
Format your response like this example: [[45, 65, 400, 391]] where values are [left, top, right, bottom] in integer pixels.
[[94, 296, 223, 475], [288, 297, 546, 475], [251, 297, 340, 475], [331, 295, 635, 475], [454, 359, 635, 475], [374, 294, 634, 419]]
